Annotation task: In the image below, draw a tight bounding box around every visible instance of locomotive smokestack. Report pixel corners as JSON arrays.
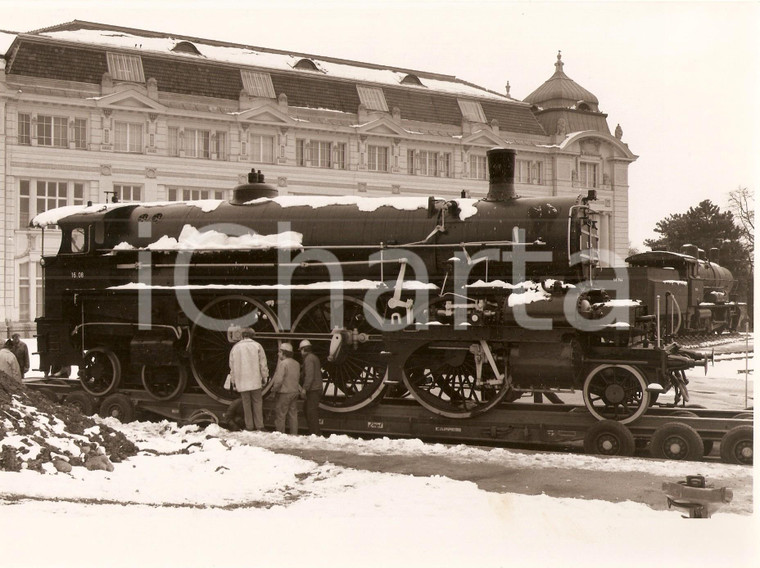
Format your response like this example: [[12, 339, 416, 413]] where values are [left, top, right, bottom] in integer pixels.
[[486, 148, 516, 201]]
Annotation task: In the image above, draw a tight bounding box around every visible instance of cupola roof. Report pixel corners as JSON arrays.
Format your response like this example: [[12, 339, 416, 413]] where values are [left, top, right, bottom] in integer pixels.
[[524, 51, 599, 111]]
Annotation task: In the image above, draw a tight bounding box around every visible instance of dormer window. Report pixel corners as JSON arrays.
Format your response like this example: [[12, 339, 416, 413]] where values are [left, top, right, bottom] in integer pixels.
[[106, 52, 145, 82], [401, 74, 425, 87], [241, 70, 276, 98], [577, 101, 591, 111], [357, 85, 388, 112], [172, 41, 202, 55], [458, 99, 487, 123], [294, 58, 319, 71]]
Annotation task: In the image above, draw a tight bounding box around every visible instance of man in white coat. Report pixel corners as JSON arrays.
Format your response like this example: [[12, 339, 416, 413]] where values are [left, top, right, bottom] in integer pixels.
[[229, 328, 269, 431], [1, 339, 23, 383]]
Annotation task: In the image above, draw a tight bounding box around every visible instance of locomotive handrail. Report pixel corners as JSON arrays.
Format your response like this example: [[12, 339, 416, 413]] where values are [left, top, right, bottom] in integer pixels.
[[71, 322, 183, 339]]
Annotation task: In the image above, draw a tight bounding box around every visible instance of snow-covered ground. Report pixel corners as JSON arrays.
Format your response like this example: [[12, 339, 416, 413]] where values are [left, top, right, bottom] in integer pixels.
[[1, 336, 756, 568]]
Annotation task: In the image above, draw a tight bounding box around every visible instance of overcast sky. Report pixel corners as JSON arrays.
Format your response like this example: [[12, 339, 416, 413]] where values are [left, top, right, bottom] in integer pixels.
[[2, 0, 758, 249]]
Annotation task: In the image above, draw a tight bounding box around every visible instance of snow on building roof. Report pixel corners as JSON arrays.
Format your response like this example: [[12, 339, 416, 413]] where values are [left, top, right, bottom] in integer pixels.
[[26, 24, 512, 102]]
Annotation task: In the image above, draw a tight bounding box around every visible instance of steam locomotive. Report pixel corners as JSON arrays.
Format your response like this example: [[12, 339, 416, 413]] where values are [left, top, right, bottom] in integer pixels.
[[33, 148, 705, 425]]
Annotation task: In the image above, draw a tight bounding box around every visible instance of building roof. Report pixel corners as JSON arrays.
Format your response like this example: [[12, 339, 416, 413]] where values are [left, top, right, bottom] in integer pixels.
[[524, 51, 600, 111], [4, 21, 546, 135]]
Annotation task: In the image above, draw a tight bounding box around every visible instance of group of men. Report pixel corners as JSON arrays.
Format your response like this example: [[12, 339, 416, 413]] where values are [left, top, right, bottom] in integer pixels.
[[0, 334, 30, 383], [228, 328, 323, 436]]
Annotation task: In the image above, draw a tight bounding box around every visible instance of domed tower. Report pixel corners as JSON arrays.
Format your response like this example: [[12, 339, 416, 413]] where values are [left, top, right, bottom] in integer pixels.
[[524, 51, 611, 137]]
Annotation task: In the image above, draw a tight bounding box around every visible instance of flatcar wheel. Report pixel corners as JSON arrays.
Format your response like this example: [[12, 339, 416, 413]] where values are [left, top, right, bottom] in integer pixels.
[[80, 347, 122, 396], [719, 425, 753, 465], [650, 422, 704, 461], [141, 364, 188, 401], [292, 296, 388, 413], [63, 391, 96, 416], [190, 295, 280, 404], [98, 393, 135, 422], [401, 341, 512, 419], [583, 420, 635, 456], [582, 364, 650, 425]]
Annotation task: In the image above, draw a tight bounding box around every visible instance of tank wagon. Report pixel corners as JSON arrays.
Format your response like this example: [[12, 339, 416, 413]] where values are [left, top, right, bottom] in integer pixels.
[[32, 148, 710, 432], [620, 249, 746, 337]]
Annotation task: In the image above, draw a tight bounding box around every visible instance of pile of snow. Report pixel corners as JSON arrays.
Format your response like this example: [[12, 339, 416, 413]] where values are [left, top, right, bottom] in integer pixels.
[[0, 371, 137, 473], [140, 224, 303, 251]]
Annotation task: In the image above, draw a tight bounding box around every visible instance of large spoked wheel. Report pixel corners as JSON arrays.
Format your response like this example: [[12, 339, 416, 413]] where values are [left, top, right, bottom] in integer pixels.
[[141, 364, 188, 401], [292, 296, 387, 412], [402, 341, 512, 419], [190, 295, 280, 404], [80, 347, 122, 396], [583, 364, 650, 425]]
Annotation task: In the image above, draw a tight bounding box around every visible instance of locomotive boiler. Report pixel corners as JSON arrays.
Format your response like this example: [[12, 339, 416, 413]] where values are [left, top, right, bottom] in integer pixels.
[[33, 148, 703, 425]]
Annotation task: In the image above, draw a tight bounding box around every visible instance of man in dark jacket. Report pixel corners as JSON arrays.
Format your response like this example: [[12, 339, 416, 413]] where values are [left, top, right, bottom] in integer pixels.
[[299, 340, 323, 435], [10, 334, 30, 378]]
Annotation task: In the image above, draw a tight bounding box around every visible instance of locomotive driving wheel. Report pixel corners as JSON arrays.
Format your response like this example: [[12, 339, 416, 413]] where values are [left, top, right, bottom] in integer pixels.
[[292, 296, 388, 412], [582, 364, 650, 424], [80, 347, 122, 396], [402, 341, 512, 419], [190, 295, 280, 404], [141, 364, 188, 401]]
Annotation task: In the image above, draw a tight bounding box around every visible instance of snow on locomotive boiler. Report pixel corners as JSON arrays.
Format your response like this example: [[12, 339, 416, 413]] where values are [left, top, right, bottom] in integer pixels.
[[33, 148, 704, 424]]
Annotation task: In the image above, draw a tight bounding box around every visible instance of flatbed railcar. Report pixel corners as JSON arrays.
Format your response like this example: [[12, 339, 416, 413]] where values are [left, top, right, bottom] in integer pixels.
[[28, 146, 753, 463], [25, 378, 753, 465]]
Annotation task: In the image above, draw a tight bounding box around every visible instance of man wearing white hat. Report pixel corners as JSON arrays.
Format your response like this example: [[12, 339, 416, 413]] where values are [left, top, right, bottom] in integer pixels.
[[299, 339, 323, 435], [270, 342, 301, 434]]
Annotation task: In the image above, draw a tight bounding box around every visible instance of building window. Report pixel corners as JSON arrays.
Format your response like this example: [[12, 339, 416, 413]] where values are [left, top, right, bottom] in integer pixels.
[[19, 262, 30, 322], [517, 160, 544, 184], [72, 118, 88, 149], [469, 154, 488, 180], [357, 86, 389, 112], [168, 127, 180, 157], [107, 52, 145, 82], [419, 151, 439, 176], [334, 143, 347, 169], [251, 134, 275, 163], [114, 121, 143, 153], [213, 131, 227, 160], [241, 70, 276, 98], [168, 188, 225, 201], [36, 115, 69, 148], [312, 141, 331, 168], [458, 100, 487, 123], [19, 179, 85, 228], [18, 113, 31, 145], [114, 184, 142, 202], [185, 128, 211, 159], [440, 153, 452, 178], [407, 150, 416, 175], [579, 161, 598, 188], [367, 145, 389, 172]]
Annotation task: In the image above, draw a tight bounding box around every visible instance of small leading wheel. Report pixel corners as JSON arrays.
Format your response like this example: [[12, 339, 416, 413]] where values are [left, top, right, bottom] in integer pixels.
[[141, 364, 188, 401], [190, 295, 280, 404], [582, 364, 650, 425], [402, 341, 512, 419], [292, 296, 388, 413], [719, 425, 753, 465], [583, 420, 636, 456], [80, 347, 122, 396], [98, 393, 135, 422], [650, 422, 704, 461]]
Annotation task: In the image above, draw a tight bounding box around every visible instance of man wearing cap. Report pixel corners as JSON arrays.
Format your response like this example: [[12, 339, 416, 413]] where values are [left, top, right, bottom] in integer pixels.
[[1, 339, 23, 383], [229, 328, 269, 431], [270, 342, 301, 434], [299, 340, 323, 435]]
